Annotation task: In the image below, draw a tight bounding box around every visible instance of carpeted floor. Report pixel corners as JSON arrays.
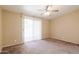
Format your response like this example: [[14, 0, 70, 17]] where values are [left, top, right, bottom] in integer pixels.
[[2, 39, 79, 54]]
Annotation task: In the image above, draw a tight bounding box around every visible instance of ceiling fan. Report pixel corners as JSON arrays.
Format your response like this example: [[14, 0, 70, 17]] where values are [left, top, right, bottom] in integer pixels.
[[38, 5, 59, 16]]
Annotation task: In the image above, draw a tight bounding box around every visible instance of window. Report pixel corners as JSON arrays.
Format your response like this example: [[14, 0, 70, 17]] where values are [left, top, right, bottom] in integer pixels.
[[23, 16, 42, 42]]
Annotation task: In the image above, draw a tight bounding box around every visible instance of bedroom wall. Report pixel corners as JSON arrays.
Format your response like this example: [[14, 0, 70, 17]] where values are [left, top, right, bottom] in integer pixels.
[[2, 9, 50, 47], [2, 10, 23, 47], [0, 8, 2, 52], [51, 10, 79, 44], [42, 20, 51, 39]]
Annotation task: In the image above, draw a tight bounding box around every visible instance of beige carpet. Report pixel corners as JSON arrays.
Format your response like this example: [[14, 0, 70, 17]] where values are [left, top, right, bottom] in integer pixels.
[[2, 39, 79, 54]]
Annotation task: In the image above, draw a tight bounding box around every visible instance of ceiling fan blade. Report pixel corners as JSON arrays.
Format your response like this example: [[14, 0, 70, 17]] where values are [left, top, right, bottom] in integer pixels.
[[38, 9, 44, 11], [38, 5, 48, 11], [51, 10, 59, 12], [45, 5, 49, 11]]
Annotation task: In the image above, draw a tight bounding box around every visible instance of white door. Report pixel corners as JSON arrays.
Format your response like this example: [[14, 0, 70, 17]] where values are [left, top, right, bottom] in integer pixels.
[[23, 17, 42, 42]]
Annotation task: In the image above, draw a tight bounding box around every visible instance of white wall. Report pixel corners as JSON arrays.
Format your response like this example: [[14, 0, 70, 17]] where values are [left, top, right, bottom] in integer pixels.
[[2, 10, 23, 47], [51, 10, 79, 44], [0, 8, 2, 52]]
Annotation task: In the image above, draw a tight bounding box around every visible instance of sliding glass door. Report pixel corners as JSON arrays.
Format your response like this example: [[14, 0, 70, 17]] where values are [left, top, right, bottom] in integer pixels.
[[23, 16, 42, 42]]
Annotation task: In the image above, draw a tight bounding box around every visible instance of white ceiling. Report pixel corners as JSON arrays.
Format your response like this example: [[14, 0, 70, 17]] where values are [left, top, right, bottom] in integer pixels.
[[0, 5, 79, 19]]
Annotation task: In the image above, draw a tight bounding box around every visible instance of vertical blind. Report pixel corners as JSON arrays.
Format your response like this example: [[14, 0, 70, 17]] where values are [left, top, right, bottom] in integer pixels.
[[23, 16, 42, 42]]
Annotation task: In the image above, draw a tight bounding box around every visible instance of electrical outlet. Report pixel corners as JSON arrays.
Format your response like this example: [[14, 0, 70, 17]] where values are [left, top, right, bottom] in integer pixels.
[[14, 40, 17, 42]]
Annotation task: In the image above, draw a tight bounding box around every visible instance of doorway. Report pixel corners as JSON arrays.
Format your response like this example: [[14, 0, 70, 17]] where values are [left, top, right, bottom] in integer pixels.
[[23, 16, 42, 42]]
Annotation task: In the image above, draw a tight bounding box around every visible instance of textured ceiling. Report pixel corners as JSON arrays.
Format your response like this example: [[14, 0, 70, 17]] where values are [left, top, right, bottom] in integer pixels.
[[0, 5, 79, 19]]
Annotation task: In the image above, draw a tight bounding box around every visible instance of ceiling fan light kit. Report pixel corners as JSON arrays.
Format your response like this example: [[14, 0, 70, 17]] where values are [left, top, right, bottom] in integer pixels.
[[43, 11, 51, 16], [40, 5, 59, 16]]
